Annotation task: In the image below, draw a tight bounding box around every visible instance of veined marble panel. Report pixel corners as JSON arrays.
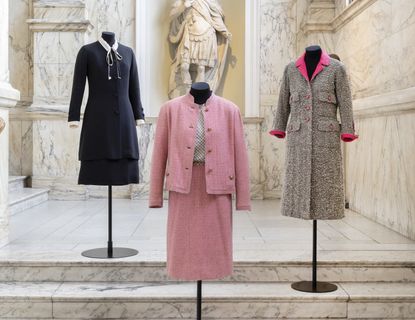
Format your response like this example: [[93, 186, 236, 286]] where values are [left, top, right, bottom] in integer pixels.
[[85, 0, 135, 46], [345, 110, 415, 239], [260, 0, 297, 199], [9, 119, 33, 176]]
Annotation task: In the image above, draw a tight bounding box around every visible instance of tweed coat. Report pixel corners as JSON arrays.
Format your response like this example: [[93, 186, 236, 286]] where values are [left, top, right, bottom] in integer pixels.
[[270, 51, 357, 220], [149, 93, 251, 211], [68, 41, 144, 161]]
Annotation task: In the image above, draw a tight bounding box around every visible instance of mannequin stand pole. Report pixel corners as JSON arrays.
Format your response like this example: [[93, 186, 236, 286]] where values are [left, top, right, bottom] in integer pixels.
[[197, 280, 202, 320], [81, 185, 139, 259], [291, 220, 337, 293]]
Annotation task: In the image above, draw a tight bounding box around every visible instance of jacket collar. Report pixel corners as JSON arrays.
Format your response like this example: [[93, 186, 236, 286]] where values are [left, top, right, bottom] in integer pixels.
[[295, 50, 331, 81], [183, 92, 216, 108]]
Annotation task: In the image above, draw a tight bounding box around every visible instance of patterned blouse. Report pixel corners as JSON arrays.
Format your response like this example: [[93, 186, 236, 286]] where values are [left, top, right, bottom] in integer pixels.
[[193, 103, 206, 162]]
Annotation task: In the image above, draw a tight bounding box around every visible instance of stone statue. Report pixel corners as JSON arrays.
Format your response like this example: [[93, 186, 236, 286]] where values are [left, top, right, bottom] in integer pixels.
[[168, 0, 232, 98], [0, 117, 5, 135]]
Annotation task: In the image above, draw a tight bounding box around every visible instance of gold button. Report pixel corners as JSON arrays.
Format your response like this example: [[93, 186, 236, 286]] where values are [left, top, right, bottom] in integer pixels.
[[207, 128, 212, 132], [187, 146, 191, 149], [207, 149, 212, 153], [229, 175, 234, 180]]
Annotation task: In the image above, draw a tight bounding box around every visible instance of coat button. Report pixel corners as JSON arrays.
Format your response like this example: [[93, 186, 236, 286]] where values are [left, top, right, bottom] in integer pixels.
[[207, 128, 212, 132], [189, 125, 194, 129], [229, 175, 234, 180], [205, 108, 209, 112], [187, 146, 191, 149], [185, 167, 189, 170], [207, 169, 213, 173], [166, 173, 170, 176], [207, 149, 212, 153]]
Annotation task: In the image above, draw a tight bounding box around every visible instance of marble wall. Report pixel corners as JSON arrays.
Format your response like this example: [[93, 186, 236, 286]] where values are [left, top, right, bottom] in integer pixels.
[[331, 0, 415, 239]]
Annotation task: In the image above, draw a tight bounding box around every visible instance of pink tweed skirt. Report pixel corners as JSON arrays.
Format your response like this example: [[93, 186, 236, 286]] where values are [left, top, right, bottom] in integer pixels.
[[167, 164, 233, 280]]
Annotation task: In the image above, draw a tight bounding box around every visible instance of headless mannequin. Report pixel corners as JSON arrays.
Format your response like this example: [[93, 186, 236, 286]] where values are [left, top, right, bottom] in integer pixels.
[[190, 82, 212, 104], [304, 45, 322, 81], [69, 31, 144, 128]]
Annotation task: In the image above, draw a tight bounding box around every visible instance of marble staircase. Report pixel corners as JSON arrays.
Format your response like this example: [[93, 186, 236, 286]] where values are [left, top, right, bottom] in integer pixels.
[[0, 255, 413, 319], [0, 200, 414, 319], [8, 176, 49, 215]]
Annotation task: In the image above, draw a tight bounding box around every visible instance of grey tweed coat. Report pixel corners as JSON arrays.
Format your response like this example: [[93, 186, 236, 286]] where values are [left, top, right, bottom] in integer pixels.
[[270, 51, 357, 220]]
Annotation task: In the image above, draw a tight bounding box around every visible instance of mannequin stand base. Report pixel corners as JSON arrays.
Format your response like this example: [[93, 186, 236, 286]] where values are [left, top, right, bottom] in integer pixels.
[[291, 281, 338, 293], [82, 248, 138, 259]]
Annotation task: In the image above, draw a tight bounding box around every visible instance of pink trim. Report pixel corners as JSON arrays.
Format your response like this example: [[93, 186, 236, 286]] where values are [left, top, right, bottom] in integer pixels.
[[269, 130, 286, 139], [341, 133, 358, 142], [295, 50, 331, 81]]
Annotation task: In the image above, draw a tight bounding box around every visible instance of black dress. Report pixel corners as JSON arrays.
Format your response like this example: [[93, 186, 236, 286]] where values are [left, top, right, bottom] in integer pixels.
[[68, 41, 144, 185]]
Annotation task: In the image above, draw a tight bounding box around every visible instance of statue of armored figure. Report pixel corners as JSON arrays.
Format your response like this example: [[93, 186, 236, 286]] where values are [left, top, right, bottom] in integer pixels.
[[168, 0, 232, 98]]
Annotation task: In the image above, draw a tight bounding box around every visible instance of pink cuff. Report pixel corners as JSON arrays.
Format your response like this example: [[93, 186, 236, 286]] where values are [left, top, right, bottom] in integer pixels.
[[269, 130, 286, 139], [341, 133, 358, 142]]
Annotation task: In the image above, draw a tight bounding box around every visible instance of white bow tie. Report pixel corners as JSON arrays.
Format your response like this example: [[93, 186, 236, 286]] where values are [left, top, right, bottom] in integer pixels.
[[98, 36, 123, 80]]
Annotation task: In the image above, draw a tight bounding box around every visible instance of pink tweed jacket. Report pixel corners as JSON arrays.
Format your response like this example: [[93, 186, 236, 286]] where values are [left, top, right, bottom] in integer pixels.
[[149, 93, 251, 211]]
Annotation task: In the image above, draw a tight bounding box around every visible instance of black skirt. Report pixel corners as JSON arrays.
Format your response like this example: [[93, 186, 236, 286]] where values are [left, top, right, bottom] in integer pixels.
[[78, 159, 139, 186]]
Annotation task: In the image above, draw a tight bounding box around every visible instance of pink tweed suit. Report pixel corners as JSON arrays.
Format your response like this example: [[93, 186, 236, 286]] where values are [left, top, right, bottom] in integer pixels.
[[149, 93, 251, 280]]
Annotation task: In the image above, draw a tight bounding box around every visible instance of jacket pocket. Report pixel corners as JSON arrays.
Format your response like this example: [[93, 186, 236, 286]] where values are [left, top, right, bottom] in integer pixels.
[[315, 118, 340, 148], [318, 91, 337, 104], [287, 120, 301, 133], [289, 92, 300, 105]]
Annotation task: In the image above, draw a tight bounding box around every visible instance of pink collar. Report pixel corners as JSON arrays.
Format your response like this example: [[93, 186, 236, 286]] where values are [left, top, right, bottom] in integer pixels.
[[295, 50, 331, 81]]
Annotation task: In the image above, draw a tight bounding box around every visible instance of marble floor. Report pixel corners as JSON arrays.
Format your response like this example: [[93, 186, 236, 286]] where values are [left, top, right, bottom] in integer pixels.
[[1, 199, 415, 262]]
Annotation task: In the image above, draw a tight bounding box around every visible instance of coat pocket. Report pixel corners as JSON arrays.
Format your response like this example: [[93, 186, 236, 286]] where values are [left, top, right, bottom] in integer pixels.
[[287, 120, 301, 133], [315, 118, 340, 148], [318, 91, 337, 104], [289, 92, 300, 105]]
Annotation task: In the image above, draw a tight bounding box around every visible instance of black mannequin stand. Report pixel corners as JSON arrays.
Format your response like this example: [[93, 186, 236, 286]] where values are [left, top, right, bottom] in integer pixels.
[[291, 220, 337, 293], [291, 45, 337, 293], [81, 185, 138, 259], [189, 82, 211, 320]]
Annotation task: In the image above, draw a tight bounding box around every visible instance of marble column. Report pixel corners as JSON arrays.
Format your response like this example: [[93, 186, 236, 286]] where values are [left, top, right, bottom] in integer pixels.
[[0, 0, 21, 246]]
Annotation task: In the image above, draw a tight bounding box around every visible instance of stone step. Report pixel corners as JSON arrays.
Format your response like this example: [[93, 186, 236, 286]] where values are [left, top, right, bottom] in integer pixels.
[[8, 176, 27, 193], [0, 282, 412, 319], [0, 257, 413, 283], [8, 188, 49, 216]]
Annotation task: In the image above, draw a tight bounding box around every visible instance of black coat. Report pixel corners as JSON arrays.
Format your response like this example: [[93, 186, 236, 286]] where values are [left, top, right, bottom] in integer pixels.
[[68, 41, 144, 161]]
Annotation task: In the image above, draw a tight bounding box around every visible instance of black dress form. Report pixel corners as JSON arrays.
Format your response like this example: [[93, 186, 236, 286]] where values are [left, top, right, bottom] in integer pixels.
[[69, 31, 144, 185], [304, 45, 322, 80], [190, 82, 212, 104]]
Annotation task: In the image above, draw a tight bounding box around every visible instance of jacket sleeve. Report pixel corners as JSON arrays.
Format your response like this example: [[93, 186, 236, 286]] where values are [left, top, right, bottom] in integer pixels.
[[129, 50, 145, 121], [68, 46, 88, 122], [149, 105, 169, 208], [269, 65, 290, 138], [336, 63, 358, 142], [234, 108, 251, 211]]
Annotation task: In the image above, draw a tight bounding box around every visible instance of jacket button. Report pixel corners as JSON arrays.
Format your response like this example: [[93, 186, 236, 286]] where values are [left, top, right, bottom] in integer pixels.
[[166, 173, 170, 176], [207, 169, 213, 173], [207, 128, 212, 132], [189, 125, 194, 129], [185, 167, 189, 170], [207, 149, 212, 153], [229, 175, 234, 180], [187, 146, 191, 149], [205, 108, 209, 112]]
